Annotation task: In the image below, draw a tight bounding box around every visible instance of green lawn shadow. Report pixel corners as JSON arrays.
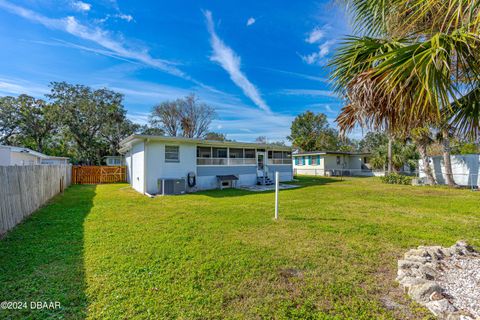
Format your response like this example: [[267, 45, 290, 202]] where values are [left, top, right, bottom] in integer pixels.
[[0, 185, 95, 319]]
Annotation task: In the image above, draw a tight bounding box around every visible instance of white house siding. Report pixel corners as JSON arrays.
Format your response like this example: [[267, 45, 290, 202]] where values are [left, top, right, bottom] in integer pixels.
[[131, 142, 145, 193], [10, 152, 40, 165], [419, 154, 480, 187], [293, 155, 324, 175], [197, 165, 257, 190], [145, 142, 196, 194], [268, 165, 293, 182]]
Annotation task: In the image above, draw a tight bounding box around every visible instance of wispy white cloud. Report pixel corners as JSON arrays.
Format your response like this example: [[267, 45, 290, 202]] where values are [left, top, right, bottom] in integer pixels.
[[204, 10, 270, 112], [261, 67, 328, 83], [305, 26, 326, 44], [301, 40, 335, 65], [246, 17, 255, 26], [72, 1, 91, 12], [279, 89, 335, 97], [116, 13, 133, 22], [0, 76, 48, 96], [0, 0, 185, 78]]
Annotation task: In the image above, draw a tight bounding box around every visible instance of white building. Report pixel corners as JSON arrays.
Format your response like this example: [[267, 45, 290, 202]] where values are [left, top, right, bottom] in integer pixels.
[[293, 151, 372, 176], [419, 154, 480, 187], [119, 135, 293, 195], [0, 145, 69, 166]]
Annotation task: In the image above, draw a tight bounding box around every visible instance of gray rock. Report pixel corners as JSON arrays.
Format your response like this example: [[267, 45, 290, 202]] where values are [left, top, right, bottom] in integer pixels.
[[425, 299, 457, 317], [409, 281, 442, 303]]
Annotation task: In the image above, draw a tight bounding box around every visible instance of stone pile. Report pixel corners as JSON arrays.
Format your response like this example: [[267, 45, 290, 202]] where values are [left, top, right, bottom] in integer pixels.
[[397, 241, 480, 320]]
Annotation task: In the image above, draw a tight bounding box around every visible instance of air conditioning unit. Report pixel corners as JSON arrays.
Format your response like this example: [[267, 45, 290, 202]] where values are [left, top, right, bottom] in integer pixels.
[[158, 178, 186, 195]]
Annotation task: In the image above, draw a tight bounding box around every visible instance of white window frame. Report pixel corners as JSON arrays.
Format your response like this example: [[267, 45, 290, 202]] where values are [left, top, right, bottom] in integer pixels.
[[165, 145, 180, 163]]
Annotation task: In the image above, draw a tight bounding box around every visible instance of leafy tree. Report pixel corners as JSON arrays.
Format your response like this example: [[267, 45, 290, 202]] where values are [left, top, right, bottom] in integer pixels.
[[369, 139, 418, 172], [358, 132, 388, 153], [137, 125, 165, 136], [149, 94, 216, 138], [14, 95, 56, 153], [288, 111, 353, 151], [330, 0, 480, 186], [48, 82, 131, 164], [205, 132, 227, 141], [458, 142, 479, 154], [255, 136, 267, 144], [0, 96, 20, 144]]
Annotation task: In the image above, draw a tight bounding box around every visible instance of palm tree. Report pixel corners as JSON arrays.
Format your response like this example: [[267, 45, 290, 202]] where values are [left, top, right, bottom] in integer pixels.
[[330, 0, 480, 185], [411, 127, 436, 185]]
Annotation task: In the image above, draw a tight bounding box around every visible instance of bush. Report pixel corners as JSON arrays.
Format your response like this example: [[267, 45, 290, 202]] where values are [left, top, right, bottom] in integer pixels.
[[380, 173, 413, 185]]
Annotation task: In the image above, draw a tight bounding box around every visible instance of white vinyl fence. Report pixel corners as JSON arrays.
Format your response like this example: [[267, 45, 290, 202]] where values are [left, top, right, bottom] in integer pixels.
[[0, 165, 72, 235]]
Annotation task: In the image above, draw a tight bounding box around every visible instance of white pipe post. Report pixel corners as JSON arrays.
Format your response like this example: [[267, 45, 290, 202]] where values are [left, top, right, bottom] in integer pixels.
[[275, 171, 279, 220]]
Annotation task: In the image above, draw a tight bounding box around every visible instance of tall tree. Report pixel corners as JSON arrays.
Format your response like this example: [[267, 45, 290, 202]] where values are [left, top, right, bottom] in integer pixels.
[[0, 96, 20, 144], [149, 94, 216, 138], [411, 127, 436, 185], [330, 0, 480, 186], [255, 136, 267, 144], [179, 94, 216, 138], [205, 132, 227, 141], [288, 111, 349, 151], [15, 95, 56, 153], [48, 82, 130, 164]]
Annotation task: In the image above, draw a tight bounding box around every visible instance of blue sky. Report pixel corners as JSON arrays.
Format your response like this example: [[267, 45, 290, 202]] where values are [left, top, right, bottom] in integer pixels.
[[0, 0, 355, 142]]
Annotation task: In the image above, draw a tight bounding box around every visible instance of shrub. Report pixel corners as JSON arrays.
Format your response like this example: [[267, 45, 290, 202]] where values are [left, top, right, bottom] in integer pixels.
[[381, 173, 413, 185]]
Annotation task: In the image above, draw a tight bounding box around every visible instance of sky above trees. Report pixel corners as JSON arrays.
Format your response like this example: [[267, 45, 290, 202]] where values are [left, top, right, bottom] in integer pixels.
[[0, 0, 352, 142]]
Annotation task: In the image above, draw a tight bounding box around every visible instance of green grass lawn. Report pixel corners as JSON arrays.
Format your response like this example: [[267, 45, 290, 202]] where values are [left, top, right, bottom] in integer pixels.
[[1, 177, 479, 319]]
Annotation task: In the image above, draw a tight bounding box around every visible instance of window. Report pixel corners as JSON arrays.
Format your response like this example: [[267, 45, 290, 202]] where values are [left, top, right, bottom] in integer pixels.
[[165, 146, 179, 162], [336, 156, 341, 165], [114, 159, 121, 165], [244, 149, 255, 158], [212, 147, 227, 158], [363, 157, 368, 164], [197, 147, 212, 158], [316, 155, 321, 165], [229, 148, 243, 158]]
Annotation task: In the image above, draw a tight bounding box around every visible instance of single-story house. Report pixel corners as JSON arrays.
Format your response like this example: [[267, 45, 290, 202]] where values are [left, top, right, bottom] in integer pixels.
[[0, 145, 69, 166], [104, 156, 124, 166], [419, 154, 480, 187], [293, 151, 372, 176], [118, 135, 293, 195]]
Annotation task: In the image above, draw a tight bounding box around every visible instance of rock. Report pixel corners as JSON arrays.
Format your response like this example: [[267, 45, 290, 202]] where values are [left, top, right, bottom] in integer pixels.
[[396, 241, 480, 319], [425, 299, 457, 317], [408, 281, 442, 303]]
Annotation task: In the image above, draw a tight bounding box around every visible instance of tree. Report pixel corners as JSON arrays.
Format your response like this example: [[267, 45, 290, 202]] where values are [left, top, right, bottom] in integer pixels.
[[179, 94, 216, 138], [330, 1, 480, 185], [137, 125, 165, 136], [0, 96, 20, 144], [15, 95, 56, 153], [205, 132, 227, 141], [255, 136, 267, 144], [368, 139, 418, 172], [48, 82, 131, 164], [411, 127, 436, 185], [149, 94, 216, 138], [288, 111, 343, 151], [358, 132, 388, 153]]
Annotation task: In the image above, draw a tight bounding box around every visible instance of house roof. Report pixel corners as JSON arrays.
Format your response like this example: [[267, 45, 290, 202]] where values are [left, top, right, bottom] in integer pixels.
[[118, 134, 292, 153], [0, 145, 69, 159], [293, 151, 371, 156]]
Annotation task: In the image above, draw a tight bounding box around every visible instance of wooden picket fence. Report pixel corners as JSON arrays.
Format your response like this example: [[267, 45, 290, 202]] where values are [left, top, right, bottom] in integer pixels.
[[72, 166, 127, 184], [0, 165, 72, 235]]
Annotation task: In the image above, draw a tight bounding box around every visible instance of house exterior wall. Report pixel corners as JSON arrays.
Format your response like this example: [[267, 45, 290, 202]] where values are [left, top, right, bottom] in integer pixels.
[[268, 164, 293, 181], [145, 141, 197, 194], [10, 152, 40, 165], [419, 154, 480, 186], [130, 141, 145, 193], [125, 151, 132, 183], [0, 148, 11, 166], [197, 165, 257, 190], [292, 155, 325, 175], [41, 158, 69, 165]]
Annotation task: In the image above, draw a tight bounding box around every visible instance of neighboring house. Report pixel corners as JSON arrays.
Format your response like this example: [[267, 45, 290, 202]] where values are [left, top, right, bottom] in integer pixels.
[[0, 145, 69, 166], [104, 156, 124, 166], [293, 151, 372, 176], [419, 154, 480, 187], [119, 135, 293, 195]]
